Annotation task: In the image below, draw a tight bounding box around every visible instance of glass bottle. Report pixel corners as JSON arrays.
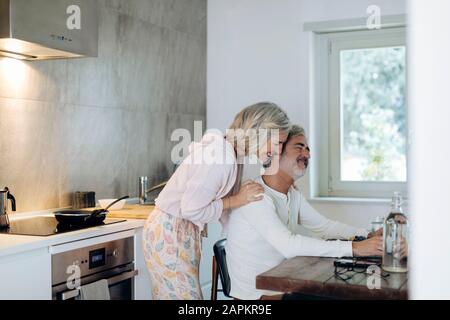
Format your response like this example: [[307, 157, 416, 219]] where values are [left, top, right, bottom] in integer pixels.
[[382, 192, 408, 273]]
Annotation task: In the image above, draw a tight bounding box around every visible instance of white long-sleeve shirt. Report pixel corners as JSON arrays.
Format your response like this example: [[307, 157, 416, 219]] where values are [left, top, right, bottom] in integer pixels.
[[225, 177, 368, 300]]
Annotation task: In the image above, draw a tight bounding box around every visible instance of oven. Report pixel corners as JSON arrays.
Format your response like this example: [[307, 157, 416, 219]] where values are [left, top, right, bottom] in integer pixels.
[[51, 232, 138, 300]]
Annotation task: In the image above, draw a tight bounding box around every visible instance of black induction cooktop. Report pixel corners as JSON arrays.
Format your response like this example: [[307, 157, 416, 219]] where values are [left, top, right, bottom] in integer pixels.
[[0, 216, 126, 237]]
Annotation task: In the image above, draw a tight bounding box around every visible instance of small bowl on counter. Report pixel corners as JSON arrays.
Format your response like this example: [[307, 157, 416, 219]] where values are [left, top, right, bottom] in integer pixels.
[[98, 198, 127, 211]]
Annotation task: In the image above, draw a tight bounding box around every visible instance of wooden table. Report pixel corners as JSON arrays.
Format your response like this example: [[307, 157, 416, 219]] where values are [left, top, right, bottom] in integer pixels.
[[256, 256, 408, 300]]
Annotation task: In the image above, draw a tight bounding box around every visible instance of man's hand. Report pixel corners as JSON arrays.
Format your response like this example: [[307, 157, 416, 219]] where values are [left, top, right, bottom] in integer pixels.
[[367, 228, 383, 238], [394, 237, 408, 260], [352, 236, 383, 257]]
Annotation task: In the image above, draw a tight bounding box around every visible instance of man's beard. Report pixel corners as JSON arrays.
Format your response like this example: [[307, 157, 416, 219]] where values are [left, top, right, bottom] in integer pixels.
[[292, 167, 306, 180]]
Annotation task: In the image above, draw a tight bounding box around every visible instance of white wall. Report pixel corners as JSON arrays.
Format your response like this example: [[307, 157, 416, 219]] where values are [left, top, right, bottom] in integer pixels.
[[204, 0, 406, 298], [409, 0, 450, 299]]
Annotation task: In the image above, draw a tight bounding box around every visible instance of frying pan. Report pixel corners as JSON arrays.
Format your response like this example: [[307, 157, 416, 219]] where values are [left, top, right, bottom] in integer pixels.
[[54, 195, 129, 225]]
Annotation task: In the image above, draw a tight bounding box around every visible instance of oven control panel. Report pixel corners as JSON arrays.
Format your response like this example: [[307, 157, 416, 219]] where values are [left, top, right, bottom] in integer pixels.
[[51, 236, 134, 286]]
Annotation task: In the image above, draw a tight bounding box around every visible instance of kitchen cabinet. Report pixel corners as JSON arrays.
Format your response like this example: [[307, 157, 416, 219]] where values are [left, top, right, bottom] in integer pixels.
[[134, 228, 153, 300], [0, 248, 52, 300], [0, 219, 150, 300]]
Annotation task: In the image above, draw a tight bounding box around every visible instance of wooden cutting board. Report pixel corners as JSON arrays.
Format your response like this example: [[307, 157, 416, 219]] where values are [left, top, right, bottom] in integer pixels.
[[106, 204, 155, 220]]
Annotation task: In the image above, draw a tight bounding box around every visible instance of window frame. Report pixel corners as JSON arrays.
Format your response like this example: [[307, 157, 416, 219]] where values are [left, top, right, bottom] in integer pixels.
[[313, 27, 408, 199]]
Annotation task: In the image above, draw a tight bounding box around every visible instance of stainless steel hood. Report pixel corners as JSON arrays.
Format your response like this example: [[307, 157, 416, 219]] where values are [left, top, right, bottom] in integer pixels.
[[0, 0, 98, 60]]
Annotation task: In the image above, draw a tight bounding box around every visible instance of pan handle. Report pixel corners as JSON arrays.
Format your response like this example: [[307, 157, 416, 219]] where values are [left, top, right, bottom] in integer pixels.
[[89, 195, 130, 221], [104, 195, 130, 211]]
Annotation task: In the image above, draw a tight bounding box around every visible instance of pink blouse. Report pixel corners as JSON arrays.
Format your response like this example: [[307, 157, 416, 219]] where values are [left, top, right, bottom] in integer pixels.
[[155, 132, 238, 229]]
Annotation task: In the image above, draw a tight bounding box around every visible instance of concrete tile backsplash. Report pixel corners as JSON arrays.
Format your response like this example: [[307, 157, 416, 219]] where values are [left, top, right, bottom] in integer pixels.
[[0, 0, 206, 213]]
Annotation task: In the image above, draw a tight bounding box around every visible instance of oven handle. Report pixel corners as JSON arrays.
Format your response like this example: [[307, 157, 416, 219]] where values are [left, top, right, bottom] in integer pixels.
[[61, 269, 139, 300]]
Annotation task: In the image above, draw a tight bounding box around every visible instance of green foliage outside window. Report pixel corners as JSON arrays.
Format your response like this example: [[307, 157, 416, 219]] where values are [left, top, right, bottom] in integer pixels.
[[341, 46, 406, 182]]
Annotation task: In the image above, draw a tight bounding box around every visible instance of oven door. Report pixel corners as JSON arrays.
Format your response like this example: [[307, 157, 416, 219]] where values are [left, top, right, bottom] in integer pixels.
[[53, 264, 138, 300]]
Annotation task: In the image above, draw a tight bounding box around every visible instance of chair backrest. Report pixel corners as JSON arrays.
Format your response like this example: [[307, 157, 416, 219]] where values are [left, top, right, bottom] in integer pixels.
[[213, 239, 231, 297]]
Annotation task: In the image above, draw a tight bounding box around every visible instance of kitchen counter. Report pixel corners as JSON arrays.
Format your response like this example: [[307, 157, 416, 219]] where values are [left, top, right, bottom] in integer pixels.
[[0, 214, 145, 258], [0, 203, 155, 258], [0, 203, 155, 300]]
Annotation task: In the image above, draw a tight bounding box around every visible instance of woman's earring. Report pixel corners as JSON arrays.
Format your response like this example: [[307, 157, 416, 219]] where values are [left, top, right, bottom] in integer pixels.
[[262, 152, 273, 168]]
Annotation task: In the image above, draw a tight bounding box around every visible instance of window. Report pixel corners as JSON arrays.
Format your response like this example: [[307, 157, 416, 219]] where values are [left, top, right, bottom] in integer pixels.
[[314, 27, 407, 198]]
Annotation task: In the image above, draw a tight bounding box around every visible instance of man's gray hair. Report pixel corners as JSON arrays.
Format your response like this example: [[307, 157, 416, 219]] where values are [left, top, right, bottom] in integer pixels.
[[282, 125, 306, 154], [288, 125, 306, 139]]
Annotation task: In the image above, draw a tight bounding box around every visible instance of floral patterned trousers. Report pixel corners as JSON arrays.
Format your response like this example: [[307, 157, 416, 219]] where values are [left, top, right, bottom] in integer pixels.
[[142, 208, 203, 300]]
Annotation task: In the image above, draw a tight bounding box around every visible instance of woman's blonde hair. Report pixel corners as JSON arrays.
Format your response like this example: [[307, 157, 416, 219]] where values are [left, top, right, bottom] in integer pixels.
[[224, 102, 290, 198], [228, 102, 290, 132], [226, 102, 291, 156]]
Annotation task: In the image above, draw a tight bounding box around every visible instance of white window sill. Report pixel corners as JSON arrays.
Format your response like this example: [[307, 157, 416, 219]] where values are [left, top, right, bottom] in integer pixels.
[[308, 197, 392, 206]]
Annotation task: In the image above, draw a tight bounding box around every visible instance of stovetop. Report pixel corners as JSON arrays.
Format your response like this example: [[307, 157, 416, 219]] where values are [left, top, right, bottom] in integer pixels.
[[0, 216, 126, 237]]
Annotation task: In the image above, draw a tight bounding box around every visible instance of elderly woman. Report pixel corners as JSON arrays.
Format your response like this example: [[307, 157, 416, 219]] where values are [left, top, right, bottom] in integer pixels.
[[142, 102, 291, 300]]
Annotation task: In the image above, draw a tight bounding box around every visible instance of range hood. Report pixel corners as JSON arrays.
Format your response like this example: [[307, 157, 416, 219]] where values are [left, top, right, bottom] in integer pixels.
[[0, 0, 98, 60]]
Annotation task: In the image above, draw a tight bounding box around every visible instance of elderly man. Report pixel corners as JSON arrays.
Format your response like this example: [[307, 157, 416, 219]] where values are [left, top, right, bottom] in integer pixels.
[[225, 125, 383, 300]]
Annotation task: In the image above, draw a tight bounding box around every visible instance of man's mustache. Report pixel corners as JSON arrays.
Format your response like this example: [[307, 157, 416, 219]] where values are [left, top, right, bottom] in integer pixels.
[[297, 157, 309, 168]]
